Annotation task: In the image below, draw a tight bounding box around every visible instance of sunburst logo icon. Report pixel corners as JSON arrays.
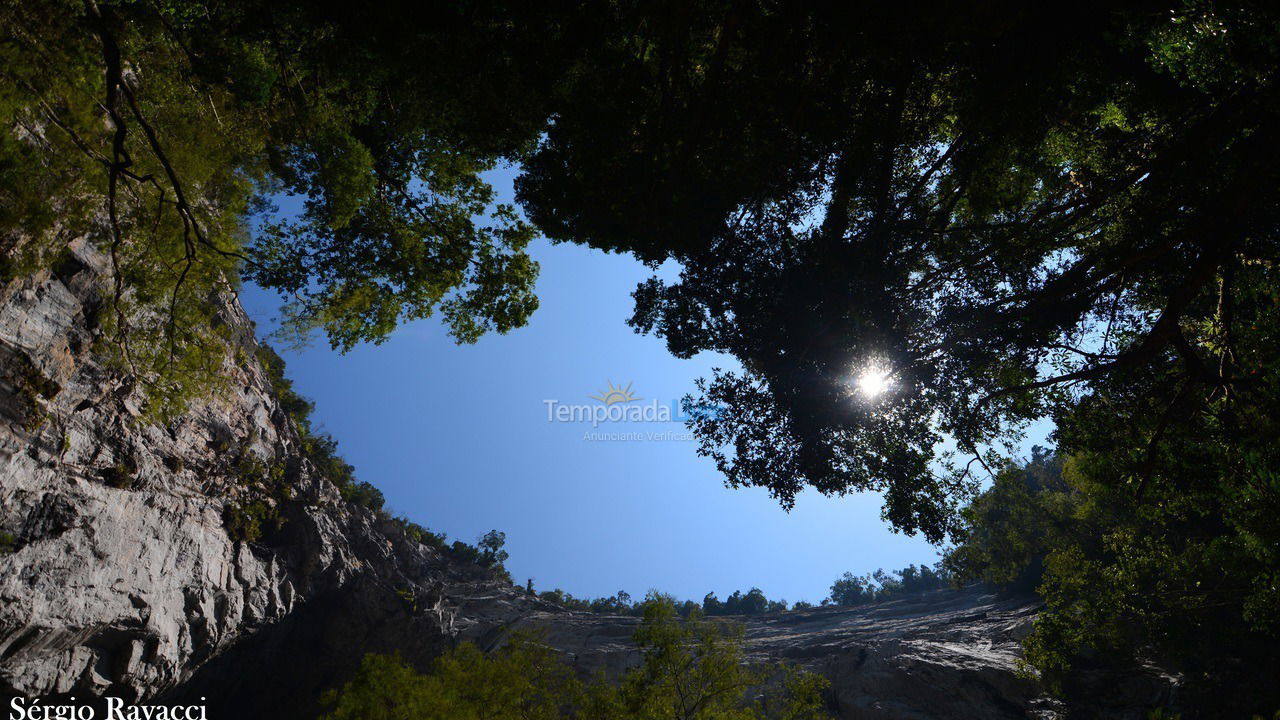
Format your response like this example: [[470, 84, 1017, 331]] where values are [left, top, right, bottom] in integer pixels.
[[590, 380, 640, 406]]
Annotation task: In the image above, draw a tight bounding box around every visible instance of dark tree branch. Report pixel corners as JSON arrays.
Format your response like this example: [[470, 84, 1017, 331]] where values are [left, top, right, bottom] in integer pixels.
[[83, 0, 141, 377], [1135, 378, 1196, 502], [980, 246, 1225, 404]]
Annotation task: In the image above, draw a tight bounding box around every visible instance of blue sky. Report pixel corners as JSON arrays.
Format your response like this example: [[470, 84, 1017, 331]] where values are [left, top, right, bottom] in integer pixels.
[[238, 167, 1044, 605]]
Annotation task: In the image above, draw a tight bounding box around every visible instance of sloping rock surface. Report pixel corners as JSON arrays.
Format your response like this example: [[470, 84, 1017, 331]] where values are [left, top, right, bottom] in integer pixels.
[[506, 588, 1056, 720]]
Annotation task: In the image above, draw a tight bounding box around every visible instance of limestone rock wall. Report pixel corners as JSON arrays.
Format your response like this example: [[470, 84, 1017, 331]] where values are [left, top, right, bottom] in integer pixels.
[[0, 240, 492, 712]]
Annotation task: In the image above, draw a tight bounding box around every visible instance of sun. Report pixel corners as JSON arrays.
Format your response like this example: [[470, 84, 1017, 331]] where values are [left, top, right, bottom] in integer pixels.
[[854, 366, 892, 400]]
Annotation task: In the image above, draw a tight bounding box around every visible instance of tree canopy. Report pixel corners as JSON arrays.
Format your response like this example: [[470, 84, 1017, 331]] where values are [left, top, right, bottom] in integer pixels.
[[10, 1, 1276, 532], [517, 1, 1280, 544], [1, 0, 577, 412]]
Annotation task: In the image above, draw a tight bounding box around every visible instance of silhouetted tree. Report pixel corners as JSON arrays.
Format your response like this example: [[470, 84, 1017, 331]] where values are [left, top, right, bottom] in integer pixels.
[[517, 2, 1280, 550]]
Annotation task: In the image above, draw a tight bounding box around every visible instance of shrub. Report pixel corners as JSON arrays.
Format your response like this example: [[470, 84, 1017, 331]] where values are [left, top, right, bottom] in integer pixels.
[[394, 517, 448, 551], [223, 500, 280, 543], [337, 481, 382, 512], [100, 461, 137, 490]]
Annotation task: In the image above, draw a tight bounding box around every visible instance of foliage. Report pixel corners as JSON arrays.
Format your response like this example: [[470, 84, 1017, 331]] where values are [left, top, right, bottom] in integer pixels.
[[539, 588, 647, 616], [477, 529, 509, 567], [1, 0, 258, 418], [321, 595, 830, 720], [946, 442, 1280, 714], [824, 564, 952, 607], [538, 570, 957, 618], [516, 2, 1280, 548], [701, 587, 784, 617], [539, 586, 803, 618], [382, 515, 509, 580], [942, 447, 1067, 593], [0, 0, 560, 416], [441, 529, 512, 581], [0, 531, 14, 554], [223, 499, 279, 544], [233, 453, 285, 489], [99, 461, 136, 490], [340, 481, 384, 513], [608, 597, 827, 720], [392, 516, 448, 552], [322, 637, 578, 720]]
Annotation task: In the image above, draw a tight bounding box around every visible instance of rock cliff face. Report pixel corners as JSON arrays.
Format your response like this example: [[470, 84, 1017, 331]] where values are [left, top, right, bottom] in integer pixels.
[[0, 239, 491, 714], [508, 588, 1055, 719], [0, 242, 1169, 718]]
